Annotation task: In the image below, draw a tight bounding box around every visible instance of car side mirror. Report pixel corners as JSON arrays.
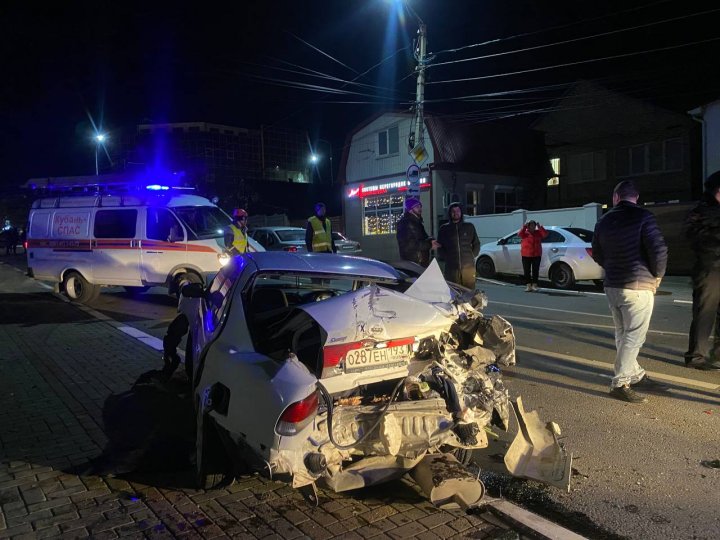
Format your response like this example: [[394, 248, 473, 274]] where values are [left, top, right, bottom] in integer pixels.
[[181, 282, 205, 298], [497, 238, 507, 245]]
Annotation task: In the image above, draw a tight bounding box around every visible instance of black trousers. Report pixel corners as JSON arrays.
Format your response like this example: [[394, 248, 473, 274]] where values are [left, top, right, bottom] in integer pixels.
[[685, 266, 720, 364], [522, 256, 541, 284], [444, 265, 477, 290], [163, 313, 190, 378]]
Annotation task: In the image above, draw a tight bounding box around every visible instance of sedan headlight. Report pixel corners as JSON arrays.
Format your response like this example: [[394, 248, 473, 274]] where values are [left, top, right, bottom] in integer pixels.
[[218, 252, 231, 266]]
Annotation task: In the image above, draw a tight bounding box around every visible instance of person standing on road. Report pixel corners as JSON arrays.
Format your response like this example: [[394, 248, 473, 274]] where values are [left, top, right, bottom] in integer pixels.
[[684, 171, 720, 371], [224, 208, 249, 255], [396, 198, 439, 268], [305, 202, 336, 253], [592, 180, 669, 403], [519, 220, 548, 292], [437, 202, 480, 289]]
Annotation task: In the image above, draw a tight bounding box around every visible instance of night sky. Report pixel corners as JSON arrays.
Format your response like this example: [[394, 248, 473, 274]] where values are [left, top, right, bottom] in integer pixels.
[[2, 0, 719, 185]]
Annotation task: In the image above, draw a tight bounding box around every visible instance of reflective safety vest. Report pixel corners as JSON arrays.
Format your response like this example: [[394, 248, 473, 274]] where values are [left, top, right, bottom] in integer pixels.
[[308, 216, 332, 252], [229, 224, 248, 253]]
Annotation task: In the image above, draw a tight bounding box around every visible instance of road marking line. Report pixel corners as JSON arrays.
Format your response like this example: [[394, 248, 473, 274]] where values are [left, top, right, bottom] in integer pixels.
[[476, 277, 510, 286], [490, 301, 614, 319], [517, 345, 720, 391], [503, 314, 688, 337]]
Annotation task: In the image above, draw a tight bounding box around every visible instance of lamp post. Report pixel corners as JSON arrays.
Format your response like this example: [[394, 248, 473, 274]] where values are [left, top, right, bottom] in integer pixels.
[[309, 139, 334, 185], [94, 133, 106, 176]]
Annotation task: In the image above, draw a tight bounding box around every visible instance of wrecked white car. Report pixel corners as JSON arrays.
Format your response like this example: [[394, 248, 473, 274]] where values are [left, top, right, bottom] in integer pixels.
[[185, 253, 571, 507]]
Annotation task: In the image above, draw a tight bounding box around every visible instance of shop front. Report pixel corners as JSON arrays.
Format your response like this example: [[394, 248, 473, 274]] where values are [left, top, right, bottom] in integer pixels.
[[343, 174, 433, 261]]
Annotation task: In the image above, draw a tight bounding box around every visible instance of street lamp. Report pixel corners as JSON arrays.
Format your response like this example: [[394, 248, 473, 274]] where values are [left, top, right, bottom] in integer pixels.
[[309, 140, 334, 185], [94, 133, 107, 176]]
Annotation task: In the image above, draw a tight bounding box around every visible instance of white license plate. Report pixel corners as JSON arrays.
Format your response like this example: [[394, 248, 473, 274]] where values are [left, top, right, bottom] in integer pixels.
[[345, 344, 412, 372]]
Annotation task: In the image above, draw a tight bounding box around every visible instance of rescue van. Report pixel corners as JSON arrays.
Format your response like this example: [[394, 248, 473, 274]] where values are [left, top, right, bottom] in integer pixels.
[[26, 186, 261, 303]]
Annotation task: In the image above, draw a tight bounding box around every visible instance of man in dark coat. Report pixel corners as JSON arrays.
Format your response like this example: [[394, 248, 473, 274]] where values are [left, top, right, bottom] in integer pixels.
[[684, 171, 720, 371], [592, 180, 669, 403], [396, 198, 438, 267], [437, 202, 480, 289]]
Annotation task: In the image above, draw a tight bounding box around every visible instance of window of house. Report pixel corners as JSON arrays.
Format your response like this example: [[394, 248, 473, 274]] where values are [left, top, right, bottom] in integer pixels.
[[209, 127, 219, 133], [548, 158, 560, 186], [172, 127, 184, 133], [465, 186, 482, 216], [205, 148, 214, 157], [94, 210, 137, 238], [494, 187, 521, 214], [378, 125, 400, 156], [227, 150, 235, 160], [188, 126, 200, 133], [567, 151, 606, 183], [363, 194, 404, 235], [615, 138, 683, 177]]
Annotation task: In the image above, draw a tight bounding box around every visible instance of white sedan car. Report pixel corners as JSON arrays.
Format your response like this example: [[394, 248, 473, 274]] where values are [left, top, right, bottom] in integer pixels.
[[183, 253, 570, 502], [475, 226, 603, 289]]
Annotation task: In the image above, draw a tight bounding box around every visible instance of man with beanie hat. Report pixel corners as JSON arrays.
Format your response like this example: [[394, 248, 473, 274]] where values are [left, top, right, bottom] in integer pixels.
[[684, 171, 720, 371], [437, 202, 480, 289], [396, 198, 439, 267]]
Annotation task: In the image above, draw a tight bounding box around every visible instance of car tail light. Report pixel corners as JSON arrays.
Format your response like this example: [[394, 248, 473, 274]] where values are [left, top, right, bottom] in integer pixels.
[[284, 246, 298, 252], [276, 390, 319, 436], [23, 241, 28, 250], [585, 248, 593, 257]]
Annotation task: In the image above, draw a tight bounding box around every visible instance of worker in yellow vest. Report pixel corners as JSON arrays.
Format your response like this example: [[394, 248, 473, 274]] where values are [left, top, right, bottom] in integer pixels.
[[305, 202, 336, 253], [224, 208, 249, 255]]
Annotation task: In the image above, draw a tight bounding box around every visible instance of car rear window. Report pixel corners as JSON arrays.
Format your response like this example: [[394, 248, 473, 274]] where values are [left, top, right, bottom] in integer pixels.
[[564, 228, 593, 242], [276, 230, 305, 242]]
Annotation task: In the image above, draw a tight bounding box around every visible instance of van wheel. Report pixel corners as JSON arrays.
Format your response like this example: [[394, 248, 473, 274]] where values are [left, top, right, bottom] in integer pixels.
[[550, 263, 575, 289], [476, 256, 496, 278], [173, 272, 202, 298], [63, 271, 100, 303], [196, 410, 232, 490]]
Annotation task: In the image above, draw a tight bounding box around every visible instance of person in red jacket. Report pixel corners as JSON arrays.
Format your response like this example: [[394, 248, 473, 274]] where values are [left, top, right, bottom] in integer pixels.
[[519, 220, 548, 292]]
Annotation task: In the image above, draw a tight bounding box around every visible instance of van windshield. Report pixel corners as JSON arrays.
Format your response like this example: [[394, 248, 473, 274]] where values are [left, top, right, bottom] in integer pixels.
[[173, 206, 230, 239]]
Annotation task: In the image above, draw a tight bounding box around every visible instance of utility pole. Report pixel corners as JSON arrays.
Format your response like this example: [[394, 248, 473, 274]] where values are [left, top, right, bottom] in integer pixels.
[[408, 14, 429, 167]]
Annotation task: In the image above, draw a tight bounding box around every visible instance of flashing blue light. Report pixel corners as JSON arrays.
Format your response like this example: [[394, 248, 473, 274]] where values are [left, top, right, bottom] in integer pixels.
[[146, 184, 170, 191]]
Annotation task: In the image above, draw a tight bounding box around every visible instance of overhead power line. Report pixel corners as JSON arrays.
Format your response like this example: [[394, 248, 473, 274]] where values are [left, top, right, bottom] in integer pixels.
[[432, 0, 675, 57], [428, 36, 720, 86], [287, 32, 359, 75], [429, 8, 720, 70]]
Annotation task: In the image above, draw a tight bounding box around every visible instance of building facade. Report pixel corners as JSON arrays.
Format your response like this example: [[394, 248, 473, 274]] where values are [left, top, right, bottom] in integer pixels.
[[534, 81, 700, 207], [339, 113, 550, 260], [689, 98, 720, 185]]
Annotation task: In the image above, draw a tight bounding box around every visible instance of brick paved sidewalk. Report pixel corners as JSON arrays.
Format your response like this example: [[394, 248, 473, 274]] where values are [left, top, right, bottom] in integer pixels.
[[0, 264, 513, 539]]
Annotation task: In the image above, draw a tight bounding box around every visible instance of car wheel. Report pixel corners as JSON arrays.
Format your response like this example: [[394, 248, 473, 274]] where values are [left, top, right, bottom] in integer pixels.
[[196, 408, 232, 490], [173, 272, 202, 298], [123, 286, 150, 295], [63, 271, 100, 303], [550, 263, 575, 289], [476, 256, 496, 278]]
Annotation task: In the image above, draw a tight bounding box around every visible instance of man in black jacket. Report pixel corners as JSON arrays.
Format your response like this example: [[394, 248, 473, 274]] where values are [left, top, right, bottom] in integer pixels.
[[592, 180, 669, 403], [396, 198, 438, 267], [684, 171, 720, 371], [437, 202, 480, 289]]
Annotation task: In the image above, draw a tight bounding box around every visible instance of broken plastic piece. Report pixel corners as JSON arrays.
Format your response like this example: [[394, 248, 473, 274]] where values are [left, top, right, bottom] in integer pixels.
[[410, 453, 485, 509]]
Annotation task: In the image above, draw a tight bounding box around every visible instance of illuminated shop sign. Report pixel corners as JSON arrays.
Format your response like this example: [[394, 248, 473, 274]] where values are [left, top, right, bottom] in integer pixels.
[[347, 177, 430, 198]]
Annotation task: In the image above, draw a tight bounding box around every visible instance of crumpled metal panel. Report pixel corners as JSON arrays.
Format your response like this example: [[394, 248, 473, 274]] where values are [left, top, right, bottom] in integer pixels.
[[504, 397, 573, 491]]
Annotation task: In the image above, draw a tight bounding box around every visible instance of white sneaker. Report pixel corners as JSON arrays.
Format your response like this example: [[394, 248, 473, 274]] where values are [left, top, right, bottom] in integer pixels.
[[531, 283, 539, 291], [525, 284, 532, 292]]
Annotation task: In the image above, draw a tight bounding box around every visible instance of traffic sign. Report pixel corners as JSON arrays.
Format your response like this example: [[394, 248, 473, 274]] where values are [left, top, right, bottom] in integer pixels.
[[406, 164, 421, 197]]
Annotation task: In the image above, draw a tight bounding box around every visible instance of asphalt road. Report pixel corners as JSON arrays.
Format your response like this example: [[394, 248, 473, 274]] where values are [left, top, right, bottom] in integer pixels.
[[8, 253, 720, 539]]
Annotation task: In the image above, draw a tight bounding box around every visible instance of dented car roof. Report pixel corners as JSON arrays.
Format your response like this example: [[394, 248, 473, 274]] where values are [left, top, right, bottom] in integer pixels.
[[245, 252, 402, 281]]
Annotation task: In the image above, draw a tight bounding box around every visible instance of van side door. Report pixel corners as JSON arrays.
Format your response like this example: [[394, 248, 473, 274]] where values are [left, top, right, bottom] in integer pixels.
[[92, 208, 142, 285], [141, 207, 188, 285]]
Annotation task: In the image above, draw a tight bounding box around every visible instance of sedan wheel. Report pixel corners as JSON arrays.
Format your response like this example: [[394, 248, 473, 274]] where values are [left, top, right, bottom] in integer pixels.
[[550, 263, 575, 289], [476, 256, 496, 278]]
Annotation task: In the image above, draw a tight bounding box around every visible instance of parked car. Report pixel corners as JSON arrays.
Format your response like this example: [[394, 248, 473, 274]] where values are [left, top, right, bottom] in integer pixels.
[[475, 226, 603, 289], [249, 226, 307, 252], [183, 253, 570, 502], [332, 232, 362, 255]]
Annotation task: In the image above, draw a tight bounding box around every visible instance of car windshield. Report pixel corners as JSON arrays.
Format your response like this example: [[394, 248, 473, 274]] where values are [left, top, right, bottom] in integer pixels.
[[173, 206, 229, 239], [563, 227, 593, 243], [331, 232, 345, 241], [275, 229, 305, 242]]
